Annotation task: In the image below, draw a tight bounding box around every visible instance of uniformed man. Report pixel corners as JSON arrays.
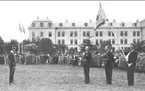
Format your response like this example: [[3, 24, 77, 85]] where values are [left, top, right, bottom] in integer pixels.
[[125, 46, 138, 86], [103, 46, 114, 84], [8, 45, 16, 85], [82, 46, 92, 84]]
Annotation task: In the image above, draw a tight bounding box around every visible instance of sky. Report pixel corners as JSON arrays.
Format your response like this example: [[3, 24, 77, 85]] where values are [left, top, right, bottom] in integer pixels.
[[0, 1, 145, 42]]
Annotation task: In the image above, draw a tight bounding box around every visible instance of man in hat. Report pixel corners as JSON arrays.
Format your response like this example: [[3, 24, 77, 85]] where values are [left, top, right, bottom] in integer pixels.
[[8, 45, 16, 85], [82, 46, 92, 84], [125, 45, 138, 86], [102, 46, 114, 84]]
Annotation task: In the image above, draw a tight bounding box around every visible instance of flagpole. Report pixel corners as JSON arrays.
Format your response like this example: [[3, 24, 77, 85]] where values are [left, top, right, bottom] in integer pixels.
[[107, 21, 126, 58]]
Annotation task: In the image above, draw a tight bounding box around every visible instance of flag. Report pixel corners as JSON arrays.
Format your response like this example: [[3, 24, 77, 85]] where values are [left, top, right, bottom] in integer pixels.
[[19, 23, 22, 33], [94, 3, 107, 31], [22, 25, 25, 34]]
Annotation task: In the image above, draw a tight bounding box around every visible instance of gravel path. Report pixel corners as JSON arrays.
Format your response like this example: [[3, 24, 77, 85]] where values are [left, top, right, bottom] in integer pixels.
[[0, 64, 145, 91]]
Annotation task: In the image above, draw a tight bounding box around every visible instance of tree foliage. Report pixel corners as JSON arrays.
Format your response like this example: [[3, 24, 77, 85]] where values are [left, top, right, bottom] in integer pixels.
[[38, 38, 55, 54]]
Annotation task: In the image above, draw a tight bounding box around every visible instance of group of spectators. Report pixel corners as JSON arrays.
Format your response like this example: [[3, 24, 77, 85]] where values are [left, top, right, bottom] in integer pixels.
[[1, 50, 145, 73]]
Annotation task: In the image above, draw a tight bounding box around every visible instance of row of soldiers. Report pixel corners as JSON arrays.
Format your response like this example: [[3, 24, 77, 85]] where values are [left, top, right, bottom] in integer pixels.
[[82, 45, 138, 86]]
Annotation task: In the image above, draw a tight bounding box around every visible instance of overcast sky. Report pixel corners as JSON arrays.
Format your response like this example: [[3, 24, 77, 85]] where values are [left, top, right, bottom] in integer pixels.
[[0, 1, 145, 42]]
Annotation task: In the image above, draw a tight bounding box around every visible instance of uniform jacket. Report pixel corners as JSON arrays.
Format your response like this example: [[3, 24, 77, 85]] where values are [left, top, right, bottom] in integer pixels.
[[83, 52, 92, 64], [8, 51, 16, 68], [105, 51, 114, 67]]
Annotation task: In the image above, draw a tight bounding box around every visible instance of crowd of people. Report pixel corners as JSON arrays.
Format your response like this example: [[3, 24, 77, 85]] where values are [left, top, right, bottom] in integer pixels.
[[0, 44, 142, 87]]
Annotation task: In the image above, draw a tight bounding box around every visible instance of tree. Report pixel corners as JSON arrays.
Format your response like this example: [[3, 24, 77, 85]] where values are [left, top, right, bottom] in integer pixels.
[[10, 39, 18, 52], [23, 39, 31, 45], [131, 40, 145, 52], [79, 39, 97, 52], [97, 40, 112, 53], [54, 44, 68, 53], [0, 36, 4, 53], [38, 38, 55, 54]]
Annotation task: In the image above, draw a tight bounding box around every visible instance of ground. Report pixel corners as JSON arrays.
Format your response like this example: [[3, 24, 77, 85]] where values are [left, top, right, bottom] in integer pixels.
[[0, 64, 145, 91]]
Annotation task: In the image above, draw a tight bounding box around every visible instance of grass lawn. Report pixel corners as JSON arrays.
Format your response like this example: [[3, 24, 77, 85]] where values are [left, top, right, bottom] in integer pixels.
[[0, 64, 145, 91]]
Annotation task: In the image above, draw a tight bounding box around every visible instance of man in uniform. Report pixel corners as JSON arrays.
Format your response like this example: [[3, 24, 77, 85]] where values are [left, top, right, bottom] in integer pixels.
[[82, 46, 92, 84], [103, 46, 114, 84], [125, 46, 138, 86], [8, 45, 16, 85]]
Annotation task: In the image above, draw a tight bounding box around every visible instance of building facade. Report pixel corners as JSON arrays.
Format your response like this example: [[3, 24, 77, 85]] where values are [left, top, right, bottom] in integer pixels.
[[28, 18, 143, 51]]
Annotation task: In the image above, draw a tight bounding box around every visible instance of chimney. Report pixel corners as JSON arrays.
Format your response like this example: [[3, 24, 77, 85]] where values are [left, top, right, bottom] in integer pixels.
[[46, 17, 49, 20], [136, 20, 139, 23], [90, 20, 92, 23], [66, 20, 68, 23], [37, 17, 39, 20], [113, 20, 116, 23]]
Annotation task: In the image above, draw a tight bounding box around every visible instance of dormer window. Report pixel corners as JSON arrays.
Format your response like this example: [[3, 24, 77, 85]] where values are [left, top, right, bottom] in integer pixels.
[[72, 23, 75, 27], [84, 23, 88, 27], [59, 23, 63, 27], [109, 23, 113, 26], [40, 23, 44, 27], [121, 23, 125, 26], [32, 23, 36, 27], [132, 23, 137, 26], [48, 22, 52, 27]]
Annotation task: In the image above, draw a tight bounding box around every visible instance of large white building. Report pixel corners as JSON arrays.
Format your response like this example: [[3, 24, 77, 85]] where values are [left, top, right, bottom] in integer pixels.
[[28, 18, 145, 51]]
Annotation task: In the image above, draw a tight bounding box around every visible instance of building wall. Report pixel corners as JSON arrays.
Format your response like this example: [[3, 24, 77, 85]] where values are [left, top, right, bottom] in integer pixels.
[[28, 19, 143, 51]]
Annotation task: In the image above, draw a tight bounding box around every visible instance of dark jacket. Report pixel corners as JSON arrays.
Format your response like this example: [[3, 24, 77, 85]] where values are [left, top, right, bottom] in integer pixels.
[[128, 50, 137, 64], [8, 52, 16, 68], [83, 52, 92, 64], [105, 51, 114, 67]]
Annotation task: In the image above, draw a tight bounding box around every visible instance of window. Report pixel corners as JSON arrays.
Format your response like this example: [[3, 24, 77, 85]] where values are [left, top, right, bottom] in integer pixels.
[[83, 39, 86, 43], [96, 39, 98, 45], [137, 39, 140, 43], [133, 39, 136, 44], [108, 39, 111, 43], [74, 31, 77, 37], [58, 31, 61, 37], [125, 39, 128, 44], [70, 39, 73, 44], [32, 23, 36, 27], [40, 32, 43, 37], [59, 23, 63, 27], [75, 40, 78, 44], [100, 31, 103, 36], [70, 31, 73, 37], [120, 31, 123, 36], [133, 23, 137, 26], [96, 31, 98, 36], [120, 39, 123, 44], [48, 22, 52, 27], [121, 23, 125, 26], [48, 32, 52, 37], [40, 23, 44, 27], [108, 31, 111, 36], [133, 31, 136, 36], [32, 32, 35, 38], [83, 31, 86, 37], [137, 31, 140, 36], [62, 31, 65, 37], [87, 31, 90, 37], [58, 40, 61, 44], [84, 23, 88, 27], [100, 39, 103, 44], [62, 40, 65, 44], [72, 23, 75, 27], [125, 31, 128, 36], [112, 47, 115, 52], [112, 39, 115, 44], [112, 32, 115, 36], [109, 23, 113, 26]]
